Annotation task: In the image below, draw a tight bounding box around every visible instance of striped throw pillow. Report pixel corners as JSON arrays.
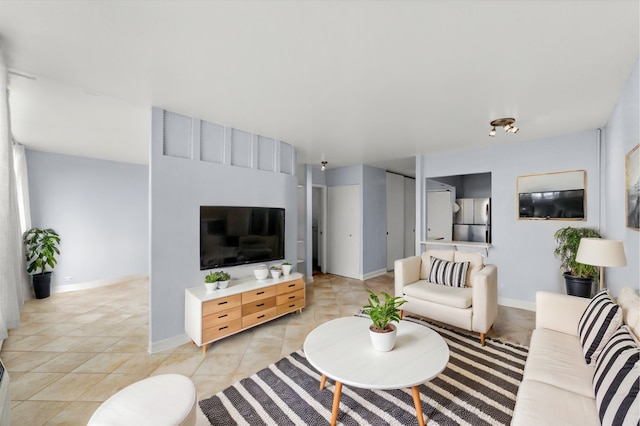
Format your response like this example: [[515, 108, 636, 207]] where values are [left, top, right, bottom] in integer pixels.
[[593, 326, 639, 425], [428, 257, 470, 287], [578, 290, 623, 365]]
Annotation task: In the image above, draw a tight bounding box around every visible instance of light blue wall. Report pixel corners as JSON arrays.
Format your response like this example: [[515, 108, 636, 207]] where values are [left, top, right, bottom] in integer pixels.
[[150, 108, 298, 347], [418, 130, 601, 303], [26, 149, 149, 289], [362, 165, 387, 275], [603, 58, 640, 295]]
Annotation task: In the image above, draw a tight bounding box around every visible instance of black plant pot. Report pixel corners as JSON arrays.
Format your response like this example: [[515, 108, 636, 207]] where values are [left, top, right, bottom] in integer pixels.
[[563, 272, 594, 298], [32, 272, 52, 299]]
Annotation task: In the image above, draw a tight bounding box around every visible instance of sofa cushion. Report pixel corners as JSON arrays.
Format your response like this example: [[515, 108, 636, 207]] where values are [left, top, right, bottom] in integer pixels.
[[617, 287, 640, 340], [578, 290, 623, 365], [428, 257, 469, 287], [453, 251, 484, 287], [525, 328, 596, 397], [512, 380, 599, 426], [420, 250, 454, 280], [593, 326, 640, 426], [403, 281, 472, 309]]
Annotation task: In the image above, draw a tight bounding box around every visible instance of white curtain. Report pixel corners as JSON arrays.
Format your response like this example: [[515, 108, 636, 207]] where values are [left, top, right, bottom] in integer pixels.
[[0, 52, 29, 342]]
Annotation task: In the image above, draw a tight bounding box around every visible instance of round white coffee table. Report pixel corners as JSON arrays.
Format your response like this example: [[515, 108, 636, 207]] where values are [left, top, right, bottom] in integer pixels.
[[304, 316, 449, 426]]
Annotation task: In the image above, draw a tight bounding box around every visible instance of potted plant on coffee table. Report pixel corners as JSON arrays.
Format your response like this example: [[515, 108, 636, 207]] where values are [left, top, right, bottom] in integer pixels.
[[553, 226, 602, 298], [362, 290, 406, 352], [23, 227, 61, 299]]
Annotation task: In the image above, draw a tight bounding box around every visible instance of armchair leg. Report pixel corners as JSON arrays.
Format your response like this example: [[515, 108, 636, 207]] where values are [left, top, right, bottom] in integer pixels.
[[400, 310, 404, 320], [480, 333, 485, 347]]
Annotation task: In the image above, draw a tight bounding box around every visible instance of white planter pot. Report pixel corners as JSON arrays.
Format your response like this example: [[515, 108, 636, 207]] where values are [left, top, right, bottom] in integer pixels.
[[218, 280, 229, 289], [282, 264, 292, 276], [204, 282, 217, 292], [271, 270, 281, 279], [369, 324, 397, 352]]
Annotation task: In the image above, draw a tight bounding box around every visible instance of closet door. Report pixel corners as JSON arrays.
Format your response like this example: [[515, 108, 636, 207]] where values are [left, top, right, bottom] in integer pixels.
[[327, 185, 360, 279], [386, 173, 404, 270], [404, 177, 416, 257]]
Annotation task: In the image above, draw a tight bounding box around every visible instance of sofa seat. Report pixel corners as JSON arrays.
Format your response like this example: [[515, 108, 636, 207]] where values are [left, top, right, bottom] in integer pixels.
[[403, 281, 472, 309]]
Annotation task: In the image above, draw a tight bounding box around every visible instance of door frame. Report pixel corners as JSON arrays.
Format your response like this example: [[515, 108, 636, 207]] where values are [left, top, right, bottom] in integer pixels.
[[312, 184, 327, 273]]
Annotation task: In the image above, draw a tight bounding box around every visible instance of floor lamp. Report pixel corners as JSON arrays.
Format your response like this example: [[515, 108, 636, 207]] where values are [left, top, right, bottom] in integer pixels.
[[576, 238, 627, 290]]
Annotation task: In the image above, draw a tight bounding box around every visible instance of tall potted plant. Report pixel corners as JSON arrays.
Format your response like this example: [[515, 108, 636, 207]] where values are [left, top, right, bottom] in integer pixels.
[[362, 290, 406, 351], [553, 226, 601, 298], [23, 228, 61, 299]]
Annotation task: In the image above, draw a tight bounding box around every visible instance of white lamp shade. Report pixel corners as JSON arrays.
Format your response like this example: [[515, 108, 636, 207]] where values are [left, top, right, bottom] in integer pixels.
[[576, 238, 627, 267]]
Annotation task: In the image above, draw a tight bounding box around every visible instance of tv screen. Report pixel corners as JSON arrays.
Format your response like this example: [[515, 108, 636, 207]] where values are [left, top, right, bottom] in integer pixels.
[[200, 206, 285, 270], [519, 189, 585, 219]]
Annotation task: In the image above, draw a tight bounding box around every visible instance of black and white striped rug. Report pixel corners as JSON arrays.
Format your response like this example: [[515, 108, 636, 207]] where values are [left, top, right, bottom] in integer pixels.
[[199, 316, 528, 425]]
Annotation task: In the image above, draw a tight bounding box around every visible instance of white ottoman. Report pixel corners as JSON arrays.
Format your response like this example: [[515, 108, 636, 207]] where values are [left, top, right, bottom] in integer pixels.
[[88, 374, 197, 426]]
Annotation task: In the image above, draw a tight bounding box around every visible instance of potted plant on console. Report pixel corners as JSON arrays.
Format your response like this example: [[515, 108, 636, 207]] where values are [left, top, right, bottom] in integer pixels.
[[204, 270, 231, 292], [23, 227, 61, 299], [362, 290, 406, 352], [553, 226, 601, 298], [270, 265, 282, 279], [281, 261, 292, 276]]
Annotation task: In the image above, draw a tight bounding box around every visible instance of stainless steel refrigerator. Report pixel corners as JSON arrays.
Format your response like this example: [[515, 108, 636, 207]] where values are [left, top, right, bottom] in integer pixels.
[[453, 198, 491, 243]]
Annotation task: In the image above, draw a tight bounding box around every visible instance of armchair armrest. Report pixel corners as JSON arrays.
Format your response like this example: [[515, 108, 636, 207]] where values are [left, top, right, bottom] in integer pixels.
[[471, 264, 498, 334], [394, 256, 421, 297], [535, 291, 590, 336]]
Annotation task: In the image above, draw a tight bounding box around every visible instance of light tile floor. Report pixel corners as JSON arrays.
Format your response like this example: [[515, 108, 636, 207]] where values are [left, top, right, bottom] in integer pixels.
[[1, 272, 535, 425]]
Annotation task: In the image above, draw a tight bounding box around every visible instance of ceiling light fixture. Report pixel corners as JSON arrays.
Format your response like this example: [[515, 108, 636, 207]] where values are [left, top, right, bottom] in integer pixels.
[[321, 161, 327, 171], [489, 118, 519, 136]]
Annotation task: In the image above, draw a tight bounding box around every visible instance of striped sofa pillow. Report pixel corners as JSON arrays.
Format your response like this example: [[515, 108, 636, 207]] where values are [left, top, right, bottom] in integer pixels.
[[578, 290, 623, 365], [593, 326, 639, 425], [428, 257, 470, 288]]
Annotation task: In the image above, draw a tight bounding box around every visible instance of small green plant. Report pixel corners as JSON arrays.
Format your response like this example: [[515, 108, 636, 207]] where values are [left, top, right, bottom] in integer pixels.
[[281, 260, 291, 266], [270, 265, 282, 271], [553, 226, 602, 280], [362, 290, 406, 332], [205, 270, 230, 283], [23, 228, 61, 275]]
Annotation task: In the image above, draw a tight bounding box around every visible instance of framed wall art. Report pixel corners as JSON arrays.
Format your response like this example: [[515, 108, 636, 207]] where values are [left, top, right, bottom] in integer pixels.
[[626, 144, 640, 230]]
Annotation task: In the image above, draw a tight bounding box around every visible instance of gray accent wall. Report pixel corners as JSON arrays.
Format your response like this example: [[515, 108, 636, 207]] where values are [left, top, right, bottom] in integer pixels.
[[26, 149, 149, 289], [150, 108, 298, 347], [362, 165, 387, 275], [602, 58, 639, 295]]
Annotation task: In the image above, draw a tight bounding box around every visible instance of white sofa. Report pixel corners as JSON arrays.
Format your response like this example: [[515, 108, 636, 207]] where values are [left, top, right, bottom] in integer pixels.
[[512, 289, 640, 425], [394, 249, 498, 346]]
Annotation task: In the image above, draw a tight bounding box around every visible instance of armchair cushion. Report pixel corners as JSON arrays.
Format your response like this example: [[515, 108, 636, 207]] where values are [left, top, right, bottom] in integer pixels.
[[428, 257, 469, 287], [420, 250, 454, 280], [403, 281, 473, 309]]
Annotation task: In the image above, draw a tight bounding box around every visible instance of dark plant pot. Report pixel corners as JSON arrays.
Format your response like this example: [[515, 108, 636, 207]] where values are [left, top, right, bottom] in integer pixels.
[[32, 272, 52, 299], [563, 272, 593, 298]]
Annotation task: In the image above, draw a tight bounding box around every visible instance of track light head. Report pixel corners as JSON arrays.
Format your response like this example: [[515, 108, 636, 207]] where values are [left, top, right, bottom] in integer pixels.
[[503, 124, 512, 132], [489, 127, 496, 137], [488, 118, 519, 137], [510, 126, 519, 133], [321, 161, 327, 171]]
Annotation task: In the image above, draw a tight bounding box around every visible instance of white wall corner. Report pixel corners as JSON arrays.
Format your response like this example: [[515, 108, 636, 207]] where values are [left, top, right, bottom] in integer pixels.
[[360, 268, 388, 281]]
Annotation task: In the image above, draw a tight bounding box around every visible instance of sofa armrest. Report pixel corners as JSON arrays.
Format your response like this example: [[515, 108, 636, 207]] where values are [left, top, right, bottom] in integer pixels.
[[535, 291, 590, 336], [394, 256, 421, 297], [471, 264, 498, 333]]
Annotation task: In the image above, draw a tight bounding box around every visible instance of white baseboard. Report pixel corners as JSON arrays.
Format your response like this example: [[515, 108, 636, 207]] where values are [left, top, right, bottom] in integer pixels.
[[148, 333, 192, 354], [361, 269, 388, 281], [52, 274, 149, 294], [498, 297, 536, 312]]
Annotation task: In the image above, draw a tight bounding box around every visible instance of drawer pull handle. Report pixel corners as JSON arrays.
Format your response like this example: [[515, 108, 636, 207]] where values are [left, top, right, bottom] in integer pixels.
[[218, 301, 228, 305], [257, 303, 265, 307], [289, 304, 295, 308], [288, 284, 295, 287], [288, 296, 295, 299], [257, 315, 265, 319], [219, 326, 228, 331], [218, 314, 228, 319], [257, 291, 265, 295]]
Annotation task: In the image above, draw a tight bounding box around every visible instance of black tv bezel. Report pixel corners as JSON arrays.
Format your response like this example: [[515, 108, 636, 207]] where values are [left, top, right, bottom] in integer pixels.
[[518, 189, 586, 220], [199, 205, 285, 270]]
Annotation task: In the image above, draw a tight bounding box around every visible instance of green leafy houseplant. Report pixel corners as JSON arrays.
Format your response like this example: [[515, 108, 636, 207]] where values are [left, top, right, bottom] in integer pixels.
[[204, 271, 230, 283], [281, 261, 291, 266], [553, 226, 602, 279], [23, 228, 61, 275], [362, 290, 406, 332]]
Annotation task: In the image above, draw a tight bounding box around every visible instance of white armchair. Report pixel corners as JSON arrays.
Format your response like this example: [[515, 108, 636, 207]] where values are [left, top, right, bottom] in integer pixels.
[[394, 249, 498, 346]]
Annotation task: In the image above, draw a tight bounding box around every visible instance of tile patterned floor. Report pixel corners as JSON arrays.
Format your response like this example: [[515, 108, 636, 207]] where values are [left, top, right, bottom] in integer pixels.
[[1, 272, 535, 425]]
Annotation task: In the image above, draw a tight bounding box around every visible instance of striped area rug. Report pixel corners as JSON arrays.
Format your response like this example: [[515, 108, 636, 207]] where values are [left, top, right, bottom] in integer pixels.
[[199, 316, 528, 425]]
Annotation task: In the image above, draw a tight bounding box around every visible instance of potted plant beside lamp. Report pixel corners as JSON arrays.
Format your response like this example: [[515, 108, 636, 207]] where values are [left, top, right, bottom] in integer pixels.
[[553, 226, 602, 298], [362, 290, 406, 352], [23, 228, 61, 299]]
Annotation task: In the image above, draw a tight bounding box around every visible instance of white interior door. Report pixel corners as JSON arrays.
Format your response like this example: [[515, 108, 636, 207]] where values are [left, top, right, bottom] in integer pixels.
[[386, 173, 405, 270], [404, 177, 416, 257], [327, 185, 360, 279], [426, 191, 453, 240]]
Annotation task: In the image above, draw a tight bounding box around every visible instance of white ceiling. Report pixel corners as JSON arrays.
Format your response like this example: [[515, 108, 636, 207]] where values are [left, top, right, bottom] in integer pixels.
[[1, 1, 638, 176]]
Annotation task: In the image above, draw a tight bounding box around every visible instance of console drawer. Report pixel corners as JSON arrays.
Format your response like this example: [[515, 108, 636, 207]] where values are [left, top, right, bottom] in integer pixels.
[[276, 289, 304, 305], [277, 278, 304, 294], [242, 286, 277, 304], [242, 296, 276, 316], [277, 298, 305, 315], [203, 294, 242, 316], [203, 306, 242, 329], [242, 307, 277, 328], [202, 318, 242, 342]]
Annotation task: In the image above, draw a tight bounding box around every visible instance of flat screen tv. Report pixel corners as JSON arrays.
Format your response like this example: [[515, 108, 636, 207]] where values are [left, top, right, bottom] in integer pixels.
[[200, 206, 285, 270], [518, 189, 585, 219]]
